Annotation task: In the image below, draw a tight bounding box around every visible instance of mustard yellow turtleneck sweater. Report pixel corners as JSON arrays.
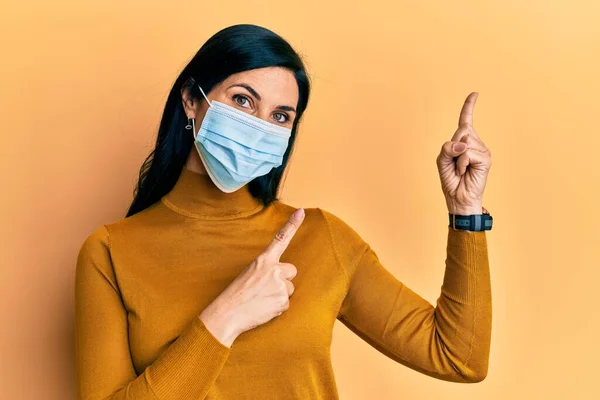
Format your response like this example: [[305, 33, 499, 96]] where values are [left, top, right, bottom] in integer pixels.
[[74, 166, 492, 400]]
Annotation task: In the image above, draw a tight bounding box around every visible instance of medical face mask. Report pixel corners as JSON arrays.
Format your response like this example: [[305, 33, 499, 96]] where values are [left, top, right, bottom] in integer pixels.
[[190, 84, 292, 193]]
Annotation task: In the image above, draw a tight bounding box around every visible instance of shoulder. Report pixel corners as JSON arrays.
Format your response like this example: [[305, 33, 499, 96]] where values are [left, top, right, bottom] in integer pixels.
[[76, 203, 161, 269], [75, 224, 117, 287], [316, 207, 368, 250], [273, 200, 369, 254], [78, 224, 111, 258], [271, 201, 345, 232], [94, 200, 168, 243]]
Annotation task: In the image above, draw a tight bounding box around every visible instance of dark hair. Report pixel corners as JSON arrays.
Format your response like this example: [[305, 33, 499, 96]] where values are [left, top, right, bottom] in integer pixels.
[[126, 24, 311, 218]]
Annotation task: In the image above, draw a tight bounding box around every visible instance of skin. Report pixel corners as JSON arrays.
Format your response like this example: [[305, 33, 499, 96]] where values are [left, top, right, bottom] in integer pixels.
[[181, 66, 300, 175], [182, 78, 492, 347], [436, 92, 492, 216]]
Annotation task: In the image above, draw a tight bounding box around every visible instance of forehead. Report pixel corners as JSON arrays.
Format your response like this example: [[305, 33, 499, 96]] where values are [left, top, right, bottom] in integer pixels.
[[220, 67, 299, 107]]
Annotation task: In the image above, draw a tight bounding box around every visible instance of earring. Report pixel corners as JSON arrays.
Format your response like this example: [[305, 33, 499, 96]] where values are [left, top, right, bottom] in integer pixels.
[[185, 118, 193, 130]]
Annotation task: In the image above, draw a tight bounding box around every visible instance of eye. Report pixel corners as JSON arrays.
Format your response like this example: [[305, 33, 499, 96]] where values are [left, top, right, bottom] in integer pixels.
[[273, 112, 289, 124], [232, 94, 251, 108]]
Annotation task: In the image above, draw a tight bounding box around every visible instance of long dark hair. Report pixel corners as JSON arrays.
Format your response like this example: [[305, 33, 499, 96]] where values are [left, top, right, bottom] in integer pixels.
[[126, 24, 311, 218]]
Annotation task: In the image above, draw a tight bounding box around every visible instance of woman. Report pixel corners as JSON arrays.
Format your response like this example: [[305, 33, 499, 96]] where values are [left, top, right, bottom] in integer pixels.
[[74, 23, 493, 399]]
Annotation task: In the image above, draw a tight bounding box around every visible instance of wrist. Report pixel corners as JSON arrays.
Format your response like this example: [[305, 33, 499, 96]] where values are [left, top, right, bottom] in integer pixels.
[[199, 305, 241, 347], [445, 197, 483, 215], [448, 210, 493, 231]]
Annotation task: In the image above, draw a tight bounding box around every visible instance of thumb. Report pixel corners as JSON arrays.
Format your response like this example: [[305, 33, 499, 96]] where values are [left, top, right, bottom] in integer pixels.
[[437, 141, 468, 168], [453, 142, 467, 153]]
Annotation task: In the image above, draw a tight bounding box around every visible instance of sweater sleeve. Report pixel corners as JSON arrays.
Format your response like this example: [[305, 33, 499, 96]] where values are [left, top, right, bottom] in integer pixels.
[[74, 225, 232, 400], [321, 209, 492, 383]]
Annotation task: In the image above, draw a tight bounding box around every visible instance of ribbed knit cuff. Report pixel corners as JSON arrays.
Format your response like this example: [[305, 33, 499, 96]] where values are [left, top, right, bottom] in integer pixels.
[[146, 316, 232, 399], [443, 226, 489, 305]]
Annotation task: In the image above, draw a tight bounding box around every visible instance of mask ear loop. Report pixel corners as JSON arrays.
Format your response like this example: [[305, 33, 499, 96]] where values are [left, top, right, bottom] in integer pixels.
[[198, 84, 212, 107], [192, 84, 212, 140]]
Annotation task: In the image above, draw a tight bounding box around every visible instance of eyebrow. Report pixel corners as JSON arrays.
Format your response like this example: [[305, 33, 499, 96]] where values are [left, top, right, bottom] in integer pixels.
[[227, 83, 297, 113]]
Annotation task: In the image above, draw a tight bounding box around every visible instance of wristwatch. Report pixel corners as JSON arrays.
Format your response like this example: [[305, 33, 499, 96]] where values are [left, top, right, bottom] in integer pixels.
[[448, 207, 493, 231]]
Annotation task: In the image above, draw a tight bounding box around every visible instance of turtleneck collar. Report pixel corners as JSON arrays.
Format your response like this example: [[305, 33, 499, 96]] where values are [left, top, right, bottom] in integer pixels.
[[160, 166, 265, 220]]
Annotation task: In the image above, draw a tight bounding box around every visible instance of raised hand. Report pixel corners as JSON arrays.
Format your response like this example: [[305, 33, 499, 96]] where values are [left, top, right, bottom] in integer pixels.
[[199, 208, 305, 347], [436, 92, 492, 215]]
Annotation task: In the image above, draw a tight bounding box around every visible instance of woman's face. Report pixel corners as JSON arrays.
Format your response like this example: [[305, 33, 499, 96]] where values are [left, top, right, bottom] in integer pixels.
[[181, 66, 300, 175], [182, 66, 300, 131]]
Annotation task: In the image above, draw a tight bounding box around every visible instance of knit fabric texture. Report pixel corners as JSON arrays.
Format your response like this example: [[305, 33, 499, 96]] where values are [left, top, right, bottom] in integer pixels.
[[74, 166, 492, 399]]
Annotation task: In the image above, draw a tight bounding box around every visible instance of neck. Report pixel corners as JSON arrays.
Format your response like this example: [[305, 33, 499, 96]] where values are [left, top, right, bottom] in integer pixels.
[[160, 166, 265, 220]]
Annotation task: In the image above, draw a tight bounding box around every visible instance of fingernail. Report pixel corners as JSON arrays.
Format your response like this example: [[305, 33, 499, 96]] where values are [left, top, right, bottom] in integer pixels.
[[453, 143, 467, 152], [293, 208, 304, 218]]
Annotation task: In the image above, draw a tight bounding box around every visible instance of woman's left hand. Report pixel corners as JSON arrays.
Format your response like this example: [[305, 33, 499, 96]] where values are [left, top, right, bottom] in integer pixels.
[[436, 92, 492, 215]]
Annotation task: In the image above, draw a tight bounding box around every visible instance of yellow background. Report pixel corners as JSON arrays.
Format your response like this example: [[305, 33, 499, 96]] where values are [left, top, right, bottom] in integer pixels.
[[1, 0, 599, 398]]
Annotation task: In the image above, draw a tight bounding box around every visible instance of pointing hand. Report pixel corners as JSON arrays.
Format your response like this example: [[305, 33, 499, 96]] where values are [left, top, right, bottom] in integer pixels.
[[436, 92, 492, 215], [199, 208, 305, 346]]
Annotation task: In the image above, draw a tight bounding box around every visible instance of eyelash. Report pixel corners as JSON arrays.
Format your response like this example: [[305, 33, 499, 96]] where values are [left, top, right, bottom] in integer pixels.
[[231, 94, 289, 124]]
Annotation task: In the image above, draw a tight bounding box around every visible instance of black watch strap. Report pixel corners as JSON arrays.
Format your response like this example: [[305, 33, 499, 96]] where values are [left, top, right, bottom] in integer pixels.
[[448, 212, 493, 231]]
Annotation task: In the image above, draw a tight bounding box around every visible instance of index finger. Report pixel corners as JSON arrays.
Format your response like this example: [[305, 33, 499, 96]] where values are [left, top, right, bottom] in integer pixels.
[[262, 208, 305, 261], [458, 92, 478, 128]]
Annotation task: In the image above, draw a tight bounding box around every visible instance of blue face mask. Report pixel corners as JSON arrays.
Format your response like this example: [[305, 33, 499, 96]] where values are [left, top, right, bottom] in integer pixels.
[[191, 84, 292, 193]]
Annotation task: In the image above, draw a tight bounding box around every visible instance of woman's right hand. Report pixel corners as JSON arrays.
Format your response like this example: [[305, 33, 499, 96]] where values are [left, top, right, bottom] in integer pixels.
[[199, 208, 305, 347]]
